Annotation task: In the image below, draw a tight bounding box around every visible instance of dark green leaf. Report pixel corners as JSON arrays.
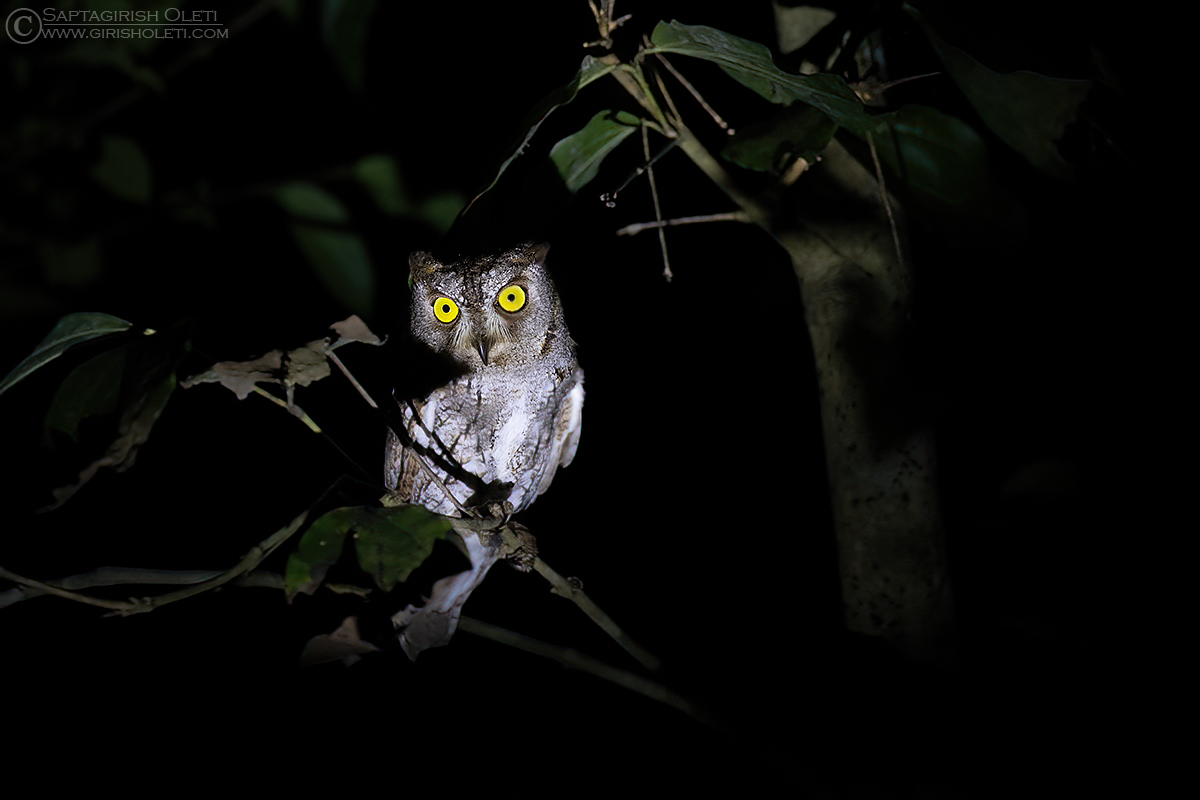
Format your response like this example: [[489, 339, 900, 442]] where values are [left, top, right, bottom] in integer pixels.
[[907, 5, 1089, 179], [722, 105, 836, 172], [276, 182, 349, 224], [355, 505, 452, 592], [44, 343, 128, 440], [285, 507, 358, 598], [285, 505, 451, 597], [354, 154, 410, 216], [40, 323, 189, 510], [855, 105, 1027, 244], [549, 110, 641, 194], [290, 225, 375, 317], [648, 21, 868, 132], [275, 183, 375, 316], [321, 0, 377, 90], [90, 136, 152, 204], [0, 312, 133, 396], [416, 192, 466, 234]]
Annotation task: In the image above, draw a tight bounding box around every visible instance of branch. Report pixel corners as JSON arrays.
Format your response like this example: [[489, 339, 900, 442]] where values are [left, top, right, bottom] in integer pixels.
[[0, 512, 307, 615], [457, 616, 713, 727], [498, 526, 661, 672]]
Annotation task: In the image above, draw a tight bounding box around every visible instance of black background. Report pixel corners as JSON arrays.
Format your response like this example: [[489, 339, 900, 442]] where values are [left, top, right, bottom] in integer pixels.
[[0, 1, 1173, 795]]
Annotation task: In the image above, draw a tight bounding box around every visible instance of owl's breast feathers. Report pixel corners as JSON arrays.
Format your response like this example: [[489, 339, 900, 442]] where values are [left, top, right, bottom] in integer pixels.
[[385, 365, 583, 517]]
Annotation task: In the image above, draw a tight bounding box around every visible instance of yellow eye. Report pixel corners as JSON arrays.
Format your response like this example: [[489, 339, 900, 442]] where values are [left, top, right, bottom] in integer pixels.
[[497, 284, 526, 313], [433, 297, 459, 323]]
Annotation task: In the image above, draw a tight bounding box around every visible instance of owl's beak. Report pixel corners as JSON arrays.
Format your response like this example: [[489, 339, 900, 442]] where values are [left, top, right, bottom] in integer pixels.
[[476, 337, 491, 365]]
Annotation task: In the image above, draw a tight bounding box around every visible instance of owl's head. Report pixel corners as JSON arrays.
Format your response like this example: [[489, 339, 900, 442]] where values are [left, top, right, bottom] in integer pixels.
[[408, 243, 568, 370]]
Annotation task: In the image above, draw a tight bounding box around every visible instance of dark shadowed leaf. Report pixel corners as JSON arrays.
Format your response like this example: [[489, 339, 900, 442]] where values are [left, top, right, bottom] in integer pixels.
[[43, 343, 128, 440], [42, 370, 175, 511], [321, 0, 377, 90], [285, 505, 450, 597], [0, 312, 132, 396], [722, 104, 836, 172], [275, 183, 375, 316], [298, 616, 380, 666], [285, 507, 357, 598], [907, 5, 1089, 179], [90, 136, 152, 203], [550, 110, 641, 194], [648, 21, 868, 132], [857, 105, 1027, 243], [355, 505, 452, 592], [40, 322, 190, 510], [276, 182, 348, 223], [353, 154, 410, 216]]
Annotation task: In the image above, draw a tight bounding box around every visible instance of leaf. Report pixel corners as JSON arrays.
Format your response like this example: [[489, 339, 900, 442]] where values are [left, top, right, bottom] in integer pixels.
[[416, 192, 466, 234], [354, 505, 453, 592], [43, 343, 128, 441], [298, 617, 380, 667], [857, 105, 1027, 243], [291, 226, 375, 317], [461, 54, 616, 215], [285, 507, 357, 598], [274, 183, 375, 316], [275, 182, 349, 224], [0, 312, 133, 397], [907, 5, 1089, 179], [183, 320, 382, 400], [330, 315, 383, 346], [722, 104, 837, 172], [321, 0, 377, 90], [549, 110, 641, 194], [774, 4, 837, 55], [353, 154, 409, 216], [40, 322, 191, 510], [648, 20, 869, 133], [181, 350, 283, 399], [90, 136, 153, 203], [284, 505, 450, 598], [43, 369, 176, 511]]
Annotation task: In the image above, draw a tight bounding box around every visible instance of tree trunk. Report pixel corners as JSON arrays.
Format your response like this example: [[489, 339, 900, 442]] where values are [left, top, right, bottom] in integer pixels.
[[780, 142, 953, 662]]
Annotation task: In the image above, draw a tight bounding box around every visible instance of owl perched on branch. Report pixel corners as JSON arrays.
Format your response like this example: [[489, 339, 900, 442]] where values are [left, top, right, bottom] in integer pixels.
[[384, 242, 584, 519]]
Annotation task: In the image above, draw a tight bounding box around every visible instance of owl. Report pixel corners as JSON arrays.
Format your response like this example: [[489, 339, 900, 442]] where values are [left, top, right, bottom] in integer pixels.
[[383, 242, 583, 519]]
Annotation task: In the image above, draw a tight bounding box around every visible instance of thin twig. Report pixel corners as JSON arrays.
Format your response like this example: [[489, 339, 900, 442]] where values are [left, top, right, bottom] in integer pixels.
[[653, 51, 733, 134], [865, 130, 904, 272], [514, 532, 661, 672], [458, 615, 715, 728], [641, 123, 672, 281], [616, 211, 750, 236], [327, 351, 378, 409], [253, 386, 322, 432]]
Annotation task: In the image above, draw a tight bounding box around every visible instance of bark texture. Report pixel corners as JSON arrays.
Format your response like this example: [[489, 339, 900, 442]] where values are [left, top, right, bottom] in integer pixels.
[[781, 143, 953, 662]]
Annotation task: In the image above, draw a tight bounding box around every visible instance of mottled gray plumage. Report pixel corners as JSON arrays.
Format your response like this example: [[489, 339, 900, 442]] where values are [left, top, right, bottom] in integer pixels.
[[384, 243, 583, 517]]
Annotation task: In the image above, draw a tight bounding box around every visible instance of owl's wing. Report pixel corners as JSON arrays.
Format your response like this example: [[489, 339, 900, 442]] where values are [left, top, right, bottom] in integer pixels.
[[557, 376, 584, 469]]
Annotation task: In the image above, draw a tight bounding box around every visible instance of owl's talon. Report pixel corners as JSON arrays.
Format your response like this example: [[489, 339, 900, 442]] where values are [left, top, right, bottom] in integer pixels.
[[500, 523, 538, 572]]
